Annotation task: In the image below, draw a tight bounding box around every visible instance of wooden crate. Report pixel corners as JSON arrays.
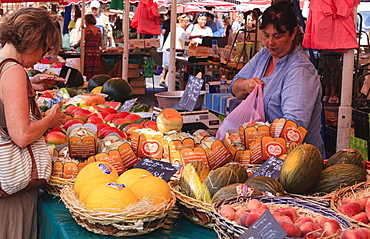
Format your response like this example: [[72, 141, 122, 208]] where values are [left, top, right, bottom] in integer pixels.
[[129, 77, 146, 88], [127, 69, 141, 78], [132, 87, 146, 95]]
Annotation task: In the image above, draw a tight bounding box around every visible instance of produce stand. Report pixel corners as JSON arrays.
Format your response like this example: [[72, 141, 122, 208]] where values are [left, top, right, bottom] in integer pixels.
[[37, 193, 217, 239]]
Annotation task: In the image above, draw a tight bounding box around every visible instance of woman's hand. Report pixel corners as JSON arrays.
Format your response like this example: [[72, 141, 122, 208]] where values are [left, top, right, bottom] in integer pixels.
[[46, 104, 67, 127], [232, 77, 264, 99], [30, 74, 66, 91]]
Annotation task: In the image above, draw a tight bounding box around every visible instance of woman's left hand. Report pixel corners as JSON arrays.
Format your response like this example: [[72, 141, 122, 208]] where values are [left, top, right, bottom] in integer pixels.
[[30, 74, 66, 91]]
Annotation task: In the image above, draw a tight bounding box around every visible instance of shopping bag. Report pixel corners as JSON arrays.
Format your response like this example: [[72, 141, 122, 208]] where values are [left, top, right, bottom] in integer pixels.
[[216, 84, 265, 141]]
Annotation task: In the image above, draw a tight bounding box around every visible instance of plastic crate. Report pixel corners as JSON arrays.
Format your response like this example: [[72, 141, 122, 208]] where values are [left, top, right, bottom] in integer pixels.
[[352, 108, 370, 141], [324, 125, 337, 157], [350, 135, 369, 161]]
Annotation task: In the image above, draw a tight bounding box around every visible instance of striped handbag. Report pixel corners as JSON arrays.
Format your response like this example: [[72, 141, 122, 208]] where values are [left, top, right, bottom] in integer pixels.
[[0, 59, 52, 197]]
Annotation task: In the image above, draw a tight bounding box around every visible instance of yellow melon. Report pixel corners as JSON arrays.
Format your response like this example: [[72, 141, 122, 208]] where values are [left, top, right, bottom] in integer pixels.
[[116, 168, 153, 188], [74, 162, 118, 195], [129, 175, 171, 205], [156, 108, 183, 134], [78, 177, 116, 204], [84, 182, 137, 212], [91, 86, 103, 93]]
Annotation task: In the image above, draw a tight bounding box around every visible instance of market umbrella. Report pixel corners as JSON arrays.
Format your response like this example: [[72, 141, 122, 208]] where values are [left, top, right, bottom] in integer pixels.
[[177, 5, 205, 13]]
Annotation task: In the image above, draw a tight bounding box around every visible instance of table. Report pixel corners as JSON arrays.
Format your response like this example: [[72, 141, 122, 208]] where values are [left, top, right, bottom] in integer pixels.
[[175, 56, 211, 90], [38, 193, 218, 239]]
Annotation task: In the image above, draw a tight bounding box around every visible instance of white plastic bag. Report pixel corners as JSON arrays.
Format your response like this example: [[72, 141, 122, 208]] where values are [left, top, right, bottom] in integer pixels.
[[216, 84, 265, 140]]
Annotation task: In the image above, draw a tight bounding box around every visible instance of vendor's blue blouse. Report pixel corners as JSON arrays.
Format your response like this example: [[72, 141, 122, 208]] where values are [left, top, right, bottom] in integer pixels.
[[230, 46, 325, 157]]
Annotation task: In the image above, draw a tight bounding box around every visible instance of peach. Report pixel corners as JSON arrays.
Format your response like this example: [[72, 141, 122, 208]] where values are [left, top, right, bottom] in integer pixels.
[[340, 202, 363, 217], [279, 221, 301, 237], [342, 197, 358, 205], [72, 108, 91, 116], [295, 217, 314, 227], [62, 114, 73, 124], [360, 197, 370, 207], [246, 199, 264, 211], [219, 205, 236, 221], [300, 221, 322, 238], [238, 212, 249, 226], [96, 111, 110, 119], [63, 119, 84, 130], [272, 212, 293, 224], [104, 108, 117, 114], [273, 207, 297, 222], [352, 211, 369, 224], [340, 228, 370, 239], [45, 131, 67, 145], [314, 215, 331, 226], [322, 219, 342, 237], [235, 208, 248, 221], [355, 228, 370, 239], [244, 212, 261, 227]]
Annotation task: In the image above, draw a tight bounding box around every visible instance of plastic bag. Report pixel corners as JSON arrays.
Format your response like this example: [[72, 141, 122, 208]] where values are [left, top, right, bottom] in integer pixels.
[[216, 84, 265, 141]]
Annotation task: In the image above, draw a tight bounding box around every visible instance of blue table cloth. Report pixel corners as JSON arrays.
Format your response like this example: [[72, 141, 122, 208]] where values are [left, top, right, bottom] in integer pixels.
[[38, 193, 218, 239]]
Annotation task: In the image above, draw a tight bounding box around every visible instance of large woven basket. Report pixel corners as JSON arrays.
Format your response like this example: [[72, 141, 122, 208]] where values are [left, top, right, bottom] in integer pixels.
[[60, 186, 176, 237], [44, 176, 74, 196], [331, 181, 370, 228], [211, 196, 352, 239], [169, 180, 214, 228]]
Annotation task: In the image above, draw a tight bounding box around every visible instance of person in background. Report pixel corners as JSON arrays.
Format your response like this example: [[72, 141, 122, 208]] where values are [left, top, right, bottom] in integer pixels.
[[231, 12, 244, 34], [206, 12, 217, 32], [214, 13, 224, 31], [230, 1, 325, 157], [159, 14, 190, 88], [224, 16, 232, 38], [322, 50, 342, 104], [0, 7, 66, 238], [162, 10, 171, 44], [90, 1, 115, 47], [68, 7, 81, 32], [186, 12, 213, 46], [75, 14, 102, 81]]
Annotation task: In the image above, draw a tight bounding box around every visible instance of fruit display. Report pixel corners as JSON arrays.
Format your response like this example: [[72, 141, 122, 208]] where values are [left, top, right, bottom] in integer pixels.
[[101, 78, 134, 103]]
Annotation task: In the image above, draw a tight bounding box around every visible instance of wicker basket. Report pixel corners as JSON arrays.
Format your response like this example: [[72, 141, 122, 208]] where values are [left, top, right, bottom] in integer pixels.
[[287, 193, 334, 208], [211, 196, 352, 239], [331, 181, 370, 228], [60, 186, 176, 237], [44, 176, 75, 196], [169, 180, 214, 228]]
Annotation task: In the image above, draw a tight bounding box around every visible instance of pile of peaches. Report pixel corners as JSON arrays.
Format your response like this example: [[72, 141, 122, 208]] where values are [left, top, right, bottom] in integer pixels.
[[44, 105, 157, 145]]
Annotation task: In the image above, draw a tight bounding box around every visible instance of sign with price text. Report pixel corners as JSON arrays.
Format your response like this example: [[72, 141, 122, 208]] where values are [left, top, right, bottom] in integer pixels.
[[179, 74, 204, 112], [133, 158, 182, 182]]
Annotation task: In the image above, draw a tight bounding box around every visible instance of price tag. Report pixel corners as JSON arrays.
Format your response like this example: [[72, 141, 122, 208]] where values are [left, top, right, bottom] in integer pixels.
[[179, 75, 204, 112], [133, 158, 182, 182], [119, 98, 138, 112], [240, 210, 287, 239], [249, 156, 283, 180]]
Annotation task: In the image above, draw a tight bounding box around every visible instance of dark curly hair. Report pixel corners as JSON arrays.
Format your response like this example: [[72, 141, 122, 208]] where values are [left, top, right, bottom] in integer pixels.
[[0, 7, 61, 56]]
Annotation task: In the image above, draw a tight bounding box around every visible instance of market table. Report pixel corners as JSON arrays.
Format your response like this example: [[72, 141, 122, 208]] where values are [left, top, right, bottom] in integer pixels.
[[38, 193, 218, 239]]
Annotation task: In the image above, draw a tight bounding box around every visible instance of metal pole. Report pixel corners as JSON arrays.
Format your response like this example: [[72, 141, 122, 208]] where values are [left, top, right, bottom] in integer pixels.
[[167, 0, 177, 91], [80, 0, 86, 75], [122, 0, 130, 81]]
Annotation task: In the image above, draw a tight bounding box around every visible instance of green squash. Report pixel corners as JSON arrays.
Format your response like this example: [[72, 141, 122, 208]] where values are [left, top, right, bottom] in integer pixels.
[[309, 164, 367, 195], [204, 167, 239, 200], [87, 74, 112, 92], [223, 162, 249, 183], [245, 176, 285, 196], [178, 161, 211, 202], [325, 149, 365, 168], [278, 144, 324, 195], [101, 78, 133, 103]]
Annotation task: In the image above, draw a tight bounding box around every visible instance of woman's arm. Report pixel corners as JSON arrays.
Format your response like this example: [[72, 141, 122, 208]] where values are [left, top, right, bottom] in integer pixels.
[[231, 77, 263, 99], [1, 65, 66, 147]]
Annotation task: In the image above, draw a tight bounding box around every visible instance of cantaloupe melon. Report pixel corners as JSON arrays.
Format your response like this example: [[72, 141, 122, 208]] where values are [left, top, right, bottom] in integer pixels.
[[156, 108, 183, 134], [74, 162, 118, 195], [116, 168, 153, 188], [129, 176, 171, 205], [84, 182, 137, 212], [78, 177, 116, 204]]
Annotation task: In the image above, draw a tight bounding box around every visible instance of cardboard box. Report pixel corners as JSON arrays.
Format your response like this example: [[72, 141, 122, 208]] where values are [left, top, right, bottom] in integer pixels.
[[270, 118, 307, 144], [200, 138, 233, 170], [171, 147, 210, 176], [67, 124, 97, 159], [132, 88, 146, 95], [130, 129, 164, 159], [239, 123, 270, 149], [129, 39, 145, 49], [127, 69, 141, 78], [249, 137, 287, 164], [205, 80, 233, 93], [129, 76, 145, 88], [163, 133, 195, 162], [144, 38, 160, 48]]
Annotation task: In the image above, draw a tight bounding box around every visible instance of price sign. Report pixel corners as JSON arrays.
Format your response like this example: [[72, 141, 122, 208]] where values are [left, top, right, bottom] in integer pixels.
[[240, 210, 287, 239], [179, 74, 204, 112], [249, 156, 283, 180], [133, 158, 182, 182]]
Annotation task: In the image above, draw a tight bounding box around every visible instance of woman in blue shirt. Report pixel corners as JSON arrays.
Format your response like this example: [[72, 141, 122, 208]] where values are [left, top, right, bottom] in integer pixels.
[[230, 1, 325, 157]]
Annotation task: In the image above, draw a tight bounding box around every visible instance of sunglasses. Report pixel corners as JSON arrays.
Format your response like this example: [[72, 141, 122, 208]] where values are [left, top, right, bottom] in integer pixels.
[[198, 12, 207, 17]]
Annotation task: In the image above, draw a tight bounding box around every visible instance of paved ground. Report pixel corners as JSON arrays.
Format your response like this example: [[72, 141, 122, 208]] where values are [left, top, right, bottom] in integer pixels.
[[136, 74, 167, 108]]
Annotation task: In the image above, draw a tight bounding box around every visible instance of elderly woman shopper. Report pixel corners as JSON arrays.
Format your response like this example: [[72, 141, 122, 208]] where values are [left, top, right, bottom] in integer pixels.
[[0, 8, 66, 238], [230, 1, 325, 157], [186, 12, 213, 46]]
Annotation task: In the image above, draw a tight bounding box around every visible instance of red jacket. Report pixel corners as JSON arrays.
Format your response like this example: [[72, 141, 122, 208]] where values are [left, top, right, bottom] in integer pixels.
[[131, 0, 160, 35], [303, 0, 359, 51]]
